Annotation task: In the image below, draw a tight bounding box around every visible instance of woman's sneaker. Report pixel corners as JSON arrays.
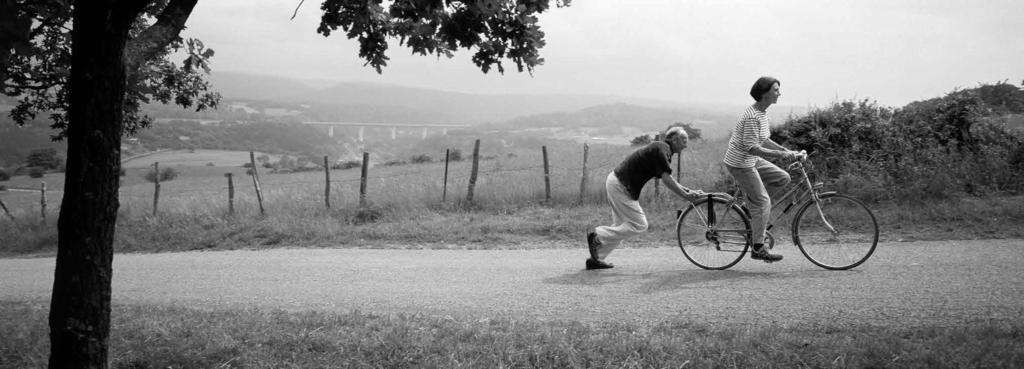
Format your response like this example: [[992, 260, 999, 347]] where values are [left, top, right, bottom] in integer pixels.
[[750, 244, 783, 262]]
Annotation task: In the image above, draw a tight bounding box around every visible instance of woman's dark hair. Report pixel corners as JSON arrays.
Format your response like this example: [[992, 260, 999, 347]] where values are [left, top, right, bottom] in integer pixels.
[[749, 76, 780, 101]]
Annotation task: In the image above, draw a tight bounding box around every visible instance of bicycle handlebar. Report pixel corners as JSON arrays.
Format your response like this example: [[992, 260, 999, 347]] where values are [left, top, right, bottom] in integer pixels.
[[787, 150, 809, 171]]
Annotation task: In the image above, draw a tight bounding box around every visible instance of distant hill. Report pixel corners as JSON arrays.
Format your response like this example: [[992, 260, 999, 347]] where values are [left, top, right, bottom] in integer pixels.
[[206, 71, 736, 125], [493, 103, 740, 139], [208, 72, 320, 102]]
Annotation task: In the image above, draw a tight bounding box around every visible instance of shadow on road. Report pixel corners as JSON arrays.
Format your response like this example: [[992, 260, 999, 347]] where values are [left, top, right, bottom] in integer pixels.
[[545, 267, 851, 293]]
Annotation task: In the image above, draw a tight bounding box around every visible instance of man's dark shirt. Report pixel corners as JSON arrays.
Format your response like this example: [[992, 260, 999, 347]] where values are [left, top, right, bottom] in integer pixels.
[[613, 141, 673, 200]]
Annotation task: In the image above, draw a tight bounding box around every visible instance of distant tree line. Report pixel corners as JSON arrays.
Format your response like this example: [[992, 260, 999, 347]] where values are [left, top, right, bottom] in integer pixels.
[[131, 120, 346, 159]]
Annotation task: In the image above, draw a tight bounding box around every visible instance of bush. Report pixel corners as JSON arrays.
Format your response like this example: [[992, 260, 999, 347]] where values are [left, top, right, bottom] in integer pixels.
[[411, 154, 432, 164], [332, 160, 362, 170], [144, 167, 179, 183], [630, 134, 652, 146], [351, 206, 384, 225], [448, 149, 463, 162], [26, 148, 62, 170], [773, 84, 1024, 200], [0, 168, 9, 181], [28, 167, 45, 178]]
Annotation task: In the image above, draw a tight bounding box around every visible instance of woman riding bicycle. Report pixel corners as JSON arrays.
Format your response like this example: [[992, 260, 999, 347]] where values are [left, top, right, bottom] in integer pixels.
[[723, 76, 805, 262]]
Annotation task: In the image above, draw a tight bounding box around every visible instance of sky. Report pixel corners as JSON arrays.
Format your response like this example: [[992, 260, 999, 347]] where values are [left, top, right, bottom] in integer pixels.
[[182, 0, 1024, 108]]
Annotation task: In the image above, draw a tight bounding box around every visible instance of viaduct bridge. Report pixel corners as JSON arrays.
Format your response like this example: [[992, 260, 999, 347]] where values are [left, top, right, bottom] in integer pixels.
[[301, 121, 471, 141]]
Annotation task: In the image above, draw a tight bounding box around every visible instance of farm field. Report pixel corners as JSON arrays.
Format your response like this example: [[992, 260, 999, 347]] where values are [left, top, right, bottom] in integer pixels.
[[121, 149, 281, 169], [2, 144, 1023, 256]]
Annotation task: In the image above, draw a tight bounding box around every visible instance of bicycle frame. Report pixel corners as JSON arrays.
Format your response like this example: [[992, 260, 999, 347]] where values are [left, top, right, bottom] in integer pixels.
[[720, 160, 835, 242], [677, 158, 879, 270]]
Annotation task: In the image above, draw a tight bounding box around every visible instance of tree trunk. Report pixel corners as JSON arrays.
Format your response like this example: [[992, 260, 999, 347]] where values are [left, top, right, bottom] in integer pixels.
[[48, 2, 143, 368]]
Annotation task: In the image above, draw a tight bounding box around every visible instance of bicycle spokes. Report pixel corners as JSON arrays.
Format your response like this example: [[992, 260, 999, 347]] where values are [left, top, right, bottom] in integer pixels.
[[793, 193, 879, 270], [677, 197, 751, 270]]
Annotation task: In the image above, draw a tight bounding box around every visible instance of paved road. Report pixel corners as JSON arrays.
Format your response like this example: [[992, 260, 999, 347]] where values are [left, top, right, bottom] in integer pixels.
[[2, 240, 1023, 327]]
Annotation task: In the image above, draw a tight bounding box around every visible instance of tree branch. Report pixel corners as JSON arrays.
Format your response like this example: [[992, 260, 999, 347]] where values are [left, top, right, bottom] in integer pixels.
[[291, 0, 306, 20], [124, 0, 199, 72]]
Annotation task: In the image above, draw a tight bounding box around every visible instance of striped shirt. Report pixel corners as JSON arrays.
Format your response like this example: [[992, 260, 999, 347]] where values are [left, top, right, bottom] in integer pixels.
[[723, 105, 771, 168]]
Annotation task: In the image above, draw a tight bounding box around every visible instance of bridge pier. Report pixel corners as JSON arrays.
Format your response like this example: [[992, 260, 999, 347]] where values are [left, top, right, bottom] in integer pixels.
[[300, 121, 467, 142]]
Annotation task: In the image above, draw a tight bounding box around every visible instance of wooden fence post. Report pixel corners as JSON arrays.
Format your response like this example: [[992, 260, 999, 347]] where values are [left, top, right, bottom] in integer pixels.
[[152, 162, 160, 216], [542, 145, 551, 202], [359, 152, 369, 207], [323, 156, 331, 209], [467, 139, 480, 204], [249, 152, 265, 215], [225, 173, 234, 215], [40, 181, 47, 222], [579, 143, 589, 203], [0, 197, 13, 220], [442, 148, 450, 202]]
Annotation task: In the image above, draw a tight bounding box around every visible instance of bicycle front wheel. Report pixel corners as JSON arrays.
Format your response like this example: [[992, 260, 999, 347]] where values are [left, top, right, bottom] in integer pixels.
[[792, 193, 878, 270], [676, 197, 750, 270]]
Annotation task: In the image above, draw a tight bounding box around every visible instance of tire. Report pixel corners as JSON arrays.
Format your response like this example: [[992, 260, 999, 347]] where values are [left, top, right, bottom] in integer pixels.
[[676, 197, 750, 270], [792, 193, 878, 270]]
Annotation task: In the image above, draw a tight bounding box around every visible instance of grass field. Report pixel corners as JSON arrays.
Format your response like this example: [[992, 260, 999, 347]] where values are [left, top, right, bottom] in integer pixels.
[[121, 149, 281, 169], [2, 143, 1024, 256], [2, 300, 1021, 369], [4, 145, 1024, 367]]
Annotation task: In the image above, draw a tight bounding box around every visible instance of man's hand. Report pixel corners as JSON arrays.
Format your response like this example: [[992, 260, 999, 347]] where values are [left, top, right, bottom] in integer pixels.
[[682, 189, 707, 202]]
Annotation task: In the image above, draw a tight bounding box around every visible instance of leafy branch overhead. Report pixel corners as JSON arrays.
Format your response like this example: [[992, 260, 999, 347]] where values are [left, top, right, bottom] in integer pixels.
[[317, 0, 572, 74], [1, 0, 220, 139]]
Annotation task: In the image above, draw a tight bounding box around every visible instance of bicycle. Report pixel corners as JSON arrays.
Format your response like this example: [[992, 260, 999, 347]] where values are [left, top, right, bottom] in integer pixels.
[[675, 154, 879, 270]]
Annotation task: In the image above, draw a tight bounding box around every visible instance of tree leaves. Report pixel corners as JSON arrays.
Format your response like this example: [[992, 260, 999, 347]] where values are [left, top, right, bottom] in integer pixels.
[[2, 0, 218, 140], [318, 0, 570, 74]]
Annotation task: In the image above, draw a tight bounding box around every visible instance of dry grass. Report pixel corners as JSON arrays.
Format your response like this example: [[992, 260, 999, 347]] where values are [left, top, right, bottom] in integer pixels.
[[2, 300, 1022, 369], [2, 141, 1023, 256]]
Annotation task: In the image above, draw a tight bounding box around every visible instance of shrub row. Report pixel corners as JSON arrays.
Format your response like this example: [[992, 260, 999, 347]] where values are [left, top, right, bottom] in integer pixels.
[[774, 82, 1024, 201]]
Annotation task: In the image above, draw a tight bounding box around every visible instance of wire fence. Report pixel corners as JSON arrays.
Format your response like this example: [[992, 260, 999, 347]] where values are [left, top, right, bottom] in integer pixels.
[[0, 139, 728, 221]]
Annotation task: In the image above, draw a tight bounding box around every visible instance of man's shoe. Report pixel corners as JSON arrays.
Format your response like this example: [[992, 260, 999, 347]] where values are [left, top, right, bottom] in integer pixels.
[[586, 231, 601, 261], [585, 258, 614, 270], [750, 245, 783, 262]]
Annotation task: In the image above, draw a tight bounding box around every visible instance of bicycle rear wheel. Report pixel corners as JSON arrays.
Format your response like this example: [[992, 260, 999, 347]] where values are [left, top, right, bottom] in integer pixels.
[[676, 197, 750, 270], [792, 193, 878, 270]]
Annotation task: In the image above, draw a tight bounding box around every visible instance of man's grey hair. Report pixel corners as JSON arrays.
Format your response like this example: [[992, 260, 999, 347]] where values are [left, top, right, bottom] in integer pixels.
[[665, 126, 689, 140]]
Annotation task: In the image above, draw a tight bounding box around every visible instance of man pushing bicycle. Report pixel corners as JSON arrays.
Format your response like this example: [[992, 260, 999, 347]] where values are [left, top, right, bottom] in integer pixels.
[[584, 125, 706, 270]]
